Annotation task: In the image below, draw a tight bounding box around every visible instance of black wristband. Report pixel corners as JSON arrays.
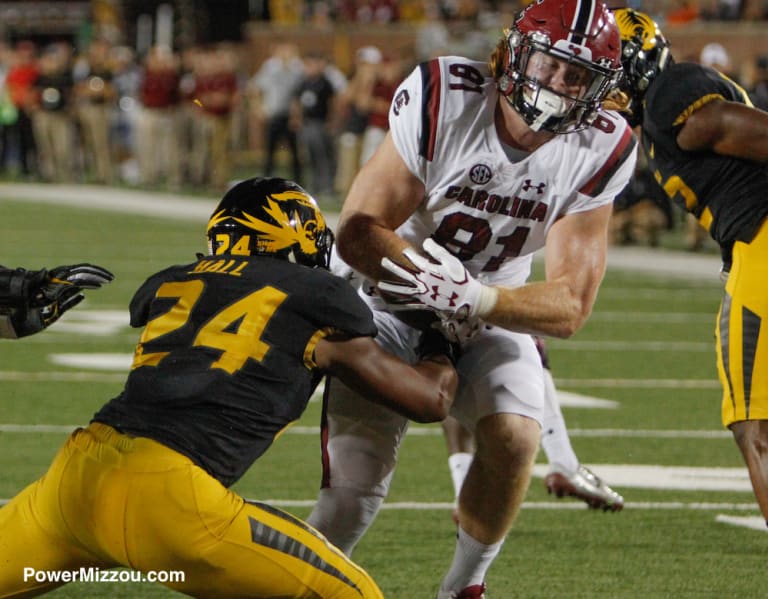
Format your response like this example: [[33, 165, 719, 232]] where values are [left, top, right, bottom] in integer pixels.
[[0, 268, 47, 308]]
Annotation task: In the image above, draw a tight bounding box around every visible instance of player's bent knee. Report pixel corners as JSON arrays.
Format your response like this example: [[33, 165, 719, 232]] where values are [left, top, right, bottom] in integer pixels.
[[475, 413, 541, 460]]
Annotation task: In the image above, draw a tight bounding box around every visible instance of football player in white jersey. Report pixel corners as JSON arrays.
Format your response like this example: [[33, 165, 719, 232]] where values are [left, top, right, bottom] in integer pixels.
[[443, 335, 625, 521], [306, 1, 636, 597]]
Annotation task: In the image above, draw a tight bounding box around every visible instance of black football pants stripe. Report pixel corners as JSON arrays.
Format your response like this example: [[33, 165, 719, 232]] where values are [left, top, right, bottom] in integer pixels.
[[720, 291, 736, 412], [742, 305, 762, 418], [720, 291, 762, 419], [247, 502, 362, 596]]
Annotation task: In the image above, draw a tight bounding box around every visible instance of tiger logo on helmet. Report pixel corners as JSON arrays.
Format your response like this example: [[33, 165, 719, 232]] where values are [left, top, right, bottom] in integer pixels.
[[206, 177, 334, 269], [613, 8, 672, 126], [615, 8, 664, 53]]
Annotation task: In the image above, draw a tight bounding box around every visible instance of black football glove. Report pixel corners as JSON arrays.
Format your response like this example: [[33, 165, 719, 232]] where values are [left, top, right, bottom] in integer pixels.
[[47, 263, 114, 290], [0, 264, 114, 339], [415, 326, 461, 366]]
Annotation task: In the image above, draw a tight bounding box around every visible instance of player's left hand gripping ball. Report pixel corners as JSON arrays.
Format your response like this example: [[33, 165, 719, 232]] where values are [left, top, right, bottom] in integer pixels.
[[378, 238, 498, 318]]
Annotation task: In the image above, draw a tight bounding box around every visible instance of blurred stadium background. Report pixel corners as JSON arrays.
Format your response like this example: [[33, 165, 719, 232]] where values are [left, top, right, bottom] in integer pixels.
[[2, 1, 768, 597], [0, 0, 766, 212]]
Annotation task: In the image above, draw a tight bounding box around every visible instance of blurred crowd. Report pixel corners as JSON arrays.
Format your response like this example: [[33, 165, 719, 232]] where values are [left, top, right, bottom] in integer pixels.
[[0, 38, 243, 191], [0, 35, 414, 196], [257, 0, 768, 24], [0, 7, 767, 250], [639, 0, 768, 23]]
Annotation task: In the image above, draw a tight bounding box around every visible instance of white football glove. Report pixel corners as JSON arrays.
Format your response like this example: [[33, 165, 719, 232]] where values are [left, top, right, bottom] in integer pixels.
[[377, 238, 498, 319]]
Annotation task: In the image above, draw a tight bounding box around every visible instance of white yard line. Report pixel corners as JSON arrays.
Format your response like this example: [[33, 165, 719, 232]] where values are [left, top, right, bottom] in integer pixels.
[[715, 514, 768, 531], [0, 371, 126, 382], [2, 183, 720, 280], [587, 312, 713, 322], [0, 424, 730, 439], [0, 369, 720, 388], [0, 497, 757, 511], [565, 428, 730, 439], [555, 378, 719, 389], [598, 287, 721, 299], [260, 500, 759, 511], [549, 340, 712, 351], [0, 183, 215, 221]]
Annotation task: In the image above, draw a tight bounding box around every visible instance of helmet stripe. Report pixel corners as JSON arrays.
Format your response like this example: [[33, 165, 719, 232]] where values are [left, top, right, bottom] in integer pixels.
[[569, 0, 597, 45]]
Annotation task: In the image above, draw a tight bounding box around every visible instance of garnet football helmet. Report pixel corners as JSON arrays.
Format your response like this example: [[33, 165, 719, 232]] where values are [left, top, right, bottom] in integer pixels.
[[614, 8, 672, 126], [498, 0, 622, 133], [206, 177, 334, 269]]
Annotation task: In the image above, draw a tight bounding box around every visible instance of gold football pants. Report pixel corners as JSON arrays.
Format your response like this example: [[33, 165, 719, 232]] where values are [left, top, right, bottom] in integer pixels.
[[0, 423, 383, 598], [718, 220, 768, 427]]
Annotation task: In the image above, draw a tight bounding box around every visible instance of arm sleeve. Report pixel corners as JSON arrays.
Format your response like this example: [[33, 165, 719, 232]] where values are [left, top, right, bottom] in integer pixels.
[[389, 63, 429, 181], [570, 118, 638, 213], [648, 64, 749, 135], [128, 272, 167, 328], [312, 275, 377, 339]]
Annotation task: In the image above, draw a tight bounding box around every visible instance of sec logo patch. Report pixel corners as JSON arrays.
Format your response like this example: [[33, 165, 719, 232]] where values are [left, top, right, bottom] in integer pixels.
[[469, 163, 492, 185]]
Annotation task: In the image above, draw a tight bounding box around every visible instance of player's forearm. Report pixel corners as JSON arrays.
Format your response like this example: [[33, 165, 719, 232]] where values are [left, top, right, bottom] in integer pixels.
[[407, 358, 458, 422], [680, 100, 768, 161], [323, 336, 457, 423], [484, 279, 593, 338], [711, 105, 768, 161], [336, 212, 411, 282]]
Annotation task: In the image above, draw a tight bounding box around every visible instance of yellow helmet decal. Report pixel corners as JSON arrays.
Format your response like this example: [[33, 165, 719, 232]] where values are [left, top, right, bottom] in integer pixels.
[[615, 9, 661, 51], [233, 191, 324, 256], [206, 209, 229, 233]]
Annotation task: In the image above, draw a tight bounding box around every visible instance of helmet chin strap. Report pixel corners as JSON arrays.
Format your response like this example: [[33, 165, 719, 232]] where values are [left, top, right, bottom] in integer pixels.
[[523, 85, 568, 131]]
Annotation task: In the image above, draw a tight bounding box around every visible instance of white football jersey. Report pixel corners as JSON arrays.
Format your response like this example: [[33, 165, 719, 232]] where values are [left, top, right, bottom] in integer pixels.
[[389, 56, 638, 287]]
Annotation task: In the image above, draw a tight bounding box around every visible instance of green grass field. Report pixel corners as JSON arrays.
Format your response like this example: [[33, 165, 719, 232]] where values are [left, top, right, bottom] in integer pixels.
[[1, 188, 762, 598]]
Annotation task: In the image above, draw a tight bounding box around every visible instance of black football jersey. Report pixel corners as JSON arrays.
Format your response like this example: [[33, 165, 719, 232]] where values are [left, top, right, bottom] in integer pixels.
[[642, 62, 768, 247], [93, 255, 376, 486]]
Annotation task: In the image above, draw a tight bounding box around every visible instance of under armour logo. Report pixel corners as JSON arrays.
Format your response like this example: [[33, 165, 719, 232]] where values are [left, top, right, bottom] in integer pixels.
[[522, 179, 546, 194], [430, 286, 459, 307]]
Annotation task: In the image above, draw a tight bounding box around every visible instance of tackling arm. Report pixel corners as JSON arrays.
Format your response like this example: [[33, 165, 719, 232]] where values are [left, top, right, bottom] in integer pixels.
[[313, 334, 457, 423], [677, 99, 768, 161]]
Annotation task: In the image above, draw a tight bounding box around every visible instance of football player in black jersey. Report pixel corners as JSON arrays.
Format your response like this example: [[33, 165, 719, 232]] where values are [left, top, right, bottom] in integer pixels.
[[0, 263, 113, 338], [614, 8, 768, 527], [0, 177, 457, 598]]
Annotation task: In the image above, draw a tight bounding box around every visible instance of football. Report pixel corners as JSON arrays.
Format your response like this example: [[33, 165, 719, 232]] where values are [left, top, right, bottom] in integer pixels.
[[391, 308, 440, 331], [376, 286, 440, 331]]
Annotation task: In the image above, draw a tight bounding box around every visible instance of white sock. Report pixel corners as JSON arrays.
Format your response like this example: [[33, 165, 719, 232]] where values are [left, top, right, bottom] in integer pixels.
[[306, 487, 384, 556], [539, 368, 579, 473], [440, 526, 503, 592], [448, 452, 474, 499]]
